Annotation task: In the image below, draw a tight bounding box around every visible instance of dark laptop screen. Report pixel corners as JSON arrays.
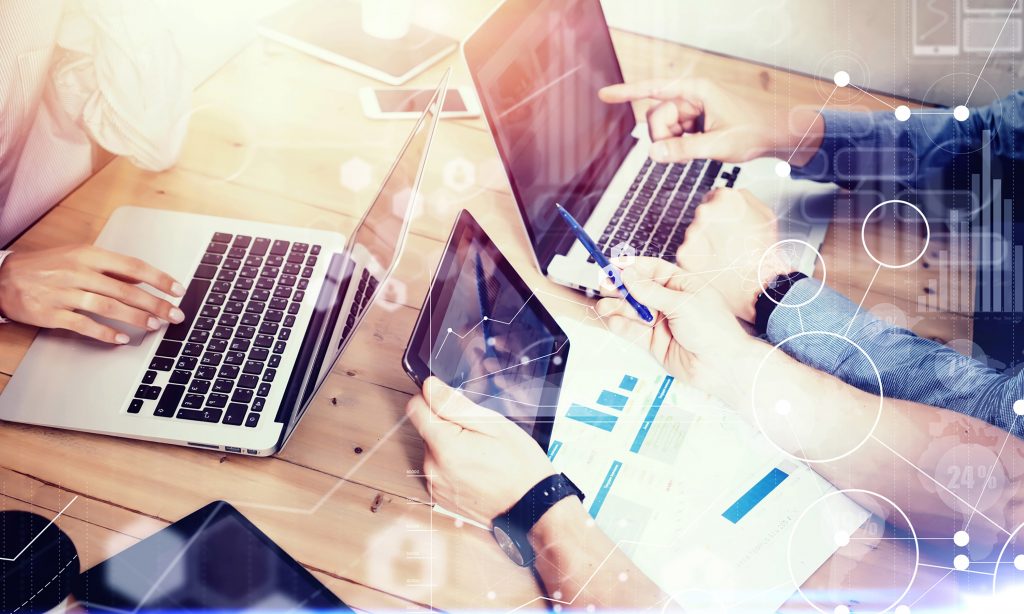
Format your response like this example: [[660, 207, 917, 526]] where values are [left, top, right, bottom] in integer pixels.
[[465, 0, 636, 270]]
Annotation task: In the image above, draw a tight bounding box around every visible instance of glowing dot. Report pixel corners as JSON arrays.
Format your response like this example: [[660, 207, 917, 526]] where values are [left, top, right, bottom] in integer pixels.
[[774, 161, 791, 177], [833, 70, 851, 87], [834, 606, 850, 614], [454, 518, 464, 528], [953, 530, 969, 547], [895, 606, 911, 614], [520, 356, 529, 364], [775, 399, 792, 415], [618, 571, 629, 582], [1014, 554, 1024, 570], [1014, 399, 1024, 416], [553, 606, 562, 613], [487, 591, 496, 600], [953, 554, 970, 570], [586, 605, 595, 613], [483, 316, 489, 321], [953, 105, 970, 122], [834, 530, 850, 547], [447, 327, 452, 333], [895, 105, 912, 122], [486, 337, 496, 347], [552, 590, 563, 600], [553, 356, 563, 365]]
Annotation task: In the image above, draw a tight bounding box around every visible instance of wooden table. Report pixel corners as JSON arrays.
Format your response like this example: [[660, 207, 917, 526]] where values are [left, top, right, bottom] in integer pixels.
[[0, 2, 968, 611]]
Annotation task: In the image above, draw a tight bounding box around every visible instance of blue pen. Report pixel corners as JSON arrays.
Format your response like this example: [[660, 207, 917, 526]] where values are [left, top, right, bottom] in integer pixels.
[[554, 203, 654, 323]]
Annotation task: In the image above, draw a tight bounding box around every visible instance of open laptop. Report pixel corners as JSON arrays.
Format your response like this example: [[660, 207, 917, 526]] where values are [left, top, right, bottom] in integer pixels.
[[0, 71, 450, 457], [463, 0, 838, 293]]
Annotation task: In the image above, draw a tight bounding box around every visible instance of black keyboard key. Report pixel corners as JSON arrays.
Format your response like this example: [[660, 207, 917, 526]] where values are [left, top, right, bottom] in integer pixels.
[[273, 341, 286, 354], [293, 290, 305, 302], [274, 286, 292, 299], [311, 245, 321, 255], [208, 339, 227, 353], [177, 408, 209, 421], [233, 235, 251, 248], [189, 379, 211, 394], [206, 293, 226, 307], [255, 335, 274, 348], [278, 328, 291, 341], [260, 322, 279, 336], [219, 365, 240, 379], [230, 338, 250, 352], [251, 238, 271, 256], [287, 252, 303, 264], [245, 413, 260, 428], [236, 325, 256, 339], [216, 269, 236, 283], [252, 397, 266, 412], [174, 356, 197, 370], [150, 356, 174, 371], [243, 360, 263, 375], [228, 247, 246, 259], [283, 315, 296, 327], [201, 352, 222, 367], [213, 379, 234, 394], [239, 374, 259, 389], [305, 254, 317, 266], [135, 385, 150, 398], [154, 384, 185, 417], [232, 388, 254, 404], [293, 242, 309, 253], [269, 355, 281, 368], [252, 289, 270, 302], [301, 265, 314, 277], [223, 258, 241, 271], [207, 393, 229, 409], [298, 278, 309, 290], [155, 339, 181, 357], [219, 313, 239, 327], [287, 303, 300, 315], [206, 242, 228, 254], [196, 366, 217, 380], [269, 297, 288, 311], [194, 317, 215, 331], [142, 370, 157, 384], [241, 313, 260, 326], [223, 403, 247, 425], [283, 263, 300, 276], [267, 254, 284, 267], [262, 369, 276, 382], [270, 240, 289, 256], [256, 277, 275, 290], [212, 281, 231, 294], [257, 383, 271, 397], [250, 347, 269, 361], [128, 399, 144, 414], [182, 394, 204, 409], [170, 370, 191, 385], [201, 253, 221, 266], [230, 289, 249, 302], [224, 301, 244, 315], [213, 232, 232, 243], [164, 278, 211, 341], [225, 351, 246, 365], [279, 275, 296, 287], [201, 304, 221, 318], [240, 266, 259, 278], [246, 255, 263, 267], [260, 267, 279, 279], [245, 302, 266, 314]]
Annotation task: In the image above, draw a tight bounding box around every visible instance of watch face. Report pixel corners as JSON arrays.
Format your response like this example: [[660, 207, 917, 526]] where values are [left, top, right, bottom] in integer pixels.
[[492, 526, 526, 567]]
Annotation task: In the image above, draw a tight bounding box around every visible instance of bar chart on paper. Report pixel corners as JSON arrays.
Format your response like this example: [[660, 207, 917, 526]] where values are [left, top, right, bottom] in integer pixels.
[[565, 374, 639, 432]]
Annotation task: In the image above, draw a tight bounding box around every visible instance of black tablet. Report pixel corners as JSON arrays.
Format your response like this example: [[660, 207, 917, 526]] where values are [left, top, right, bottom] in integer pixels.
[[74, 501, 349, 612], [403, 210, 569, 451]]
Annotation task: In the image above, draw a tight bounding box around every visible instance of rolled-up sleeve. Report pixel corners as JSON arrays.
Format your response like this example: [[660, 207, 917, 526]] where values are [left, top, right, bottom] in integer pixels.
[[766, 278, 1024, 437], [52, 0, 190, 171]]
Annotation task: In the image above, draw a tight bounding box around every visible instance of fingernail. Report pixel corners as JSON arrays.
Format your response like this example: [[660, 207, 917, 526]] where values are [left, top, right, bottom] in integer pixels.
[[146, 317, 161, 331], [171, 282, 186, 297], [170, 308, 185, 323], [115, 333, 130, 344], [650, 143, 667, 160]]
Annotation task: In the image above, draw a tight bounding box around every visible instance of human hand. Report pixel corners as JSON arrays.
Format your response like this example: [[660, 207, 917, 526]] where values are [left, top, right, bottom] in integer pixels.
[[0, 245, 185, 344], [675, 188, 794, 323], [596, 257, 750, 396], [405, 377, 556, 526], [598, 78, 823, 165]]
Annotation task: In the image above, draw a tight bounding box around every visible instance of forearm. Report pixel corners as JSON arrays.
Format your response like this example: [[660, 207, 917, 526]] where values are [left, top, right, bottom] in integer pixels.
[[710, 336, 1024, 554], [529, 498, 669, 611]]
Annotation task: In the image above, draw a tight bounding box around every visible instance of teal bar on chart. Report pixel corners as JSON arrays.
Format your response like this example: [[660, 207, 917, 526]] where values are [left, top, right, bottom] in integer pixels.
[[566, 403, 617, 432]]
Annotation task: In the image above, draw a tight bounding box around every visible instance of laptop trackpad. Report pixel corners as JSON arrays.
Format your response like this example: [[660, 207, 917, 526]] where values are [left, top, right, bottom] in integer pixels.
[[80, 314, 149, 346]]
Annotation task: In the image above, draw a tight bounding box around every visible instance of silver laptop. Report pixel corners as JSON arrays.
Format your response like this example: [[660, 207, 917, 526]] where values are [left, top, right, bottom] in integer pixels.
[[0, 71, 450, 457], [463, 0, 837, 292]]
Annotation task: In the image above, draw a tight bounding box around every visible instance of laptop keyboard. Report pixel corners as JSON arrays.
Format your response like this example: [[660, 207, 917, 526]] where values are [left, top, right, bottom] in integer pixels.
[[344, 269, 380, 342], [129, 232, 322, 428], [592, 158, 740, 262]]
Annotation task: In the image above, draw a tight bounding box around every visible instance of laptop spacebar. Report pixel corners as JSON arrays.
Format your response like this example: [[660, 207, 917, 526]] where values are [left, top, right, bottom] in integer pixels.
[[163, 278, 211, 341]]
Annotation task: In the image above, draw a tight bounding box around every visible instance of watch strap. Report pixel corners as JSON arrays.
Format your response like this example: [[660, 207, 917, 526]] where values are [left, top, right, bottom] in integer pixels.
[[493, 473, 584, 567], [754, 272, 807, 335]]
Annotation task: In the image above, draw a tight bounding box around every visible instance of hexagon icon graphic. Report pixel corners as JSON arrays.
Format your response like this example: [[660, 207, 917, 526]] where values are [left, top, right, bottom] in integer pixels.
[[443, 157, 476, 193], [339, 157, 372, 192]]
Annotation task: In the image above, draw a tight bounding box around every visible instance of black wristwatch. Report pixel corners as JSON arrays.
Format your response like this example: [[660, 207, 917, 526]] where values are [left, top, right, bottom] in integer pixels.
[[753, 272, 807, 335], [492, 473, 585, 567]]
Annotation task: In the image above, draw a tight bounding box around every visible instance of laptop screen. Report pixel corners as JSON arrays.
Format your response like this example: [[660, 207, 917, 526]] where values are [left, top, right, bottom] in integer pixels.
[[465, 0, 636, 270]]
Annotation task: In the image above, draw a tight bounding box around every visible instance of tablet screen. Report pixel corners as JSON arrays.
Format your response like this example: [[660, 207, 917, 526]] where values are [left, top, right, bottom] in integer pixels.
[[74, 502, 348, 612], [406, 211, 569, 449]]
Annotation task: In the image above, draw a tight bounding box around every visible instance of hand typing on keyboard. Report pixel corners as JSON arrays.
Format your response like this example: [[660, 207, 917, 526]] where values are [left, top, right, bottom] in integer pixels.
[[0, 245, 186, 344], [598, 77, 823, 167]]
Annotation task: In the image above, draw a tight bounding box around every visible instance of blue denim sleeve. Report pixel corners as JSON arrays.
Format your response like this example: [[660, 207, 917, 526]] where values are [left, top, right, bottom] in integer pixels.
[[765, 278, 1024, 437], [790, 91, 1024, 188]]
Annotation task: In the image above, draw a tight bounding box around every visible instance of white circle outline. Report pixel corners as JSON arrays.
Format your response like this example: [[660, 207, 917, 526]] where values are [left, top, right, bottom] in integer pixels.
[[788, 489, 919, 614], [752, 331, 883, 463], [860, 200, 930, 269], [991, 521, 1024, 594], [757, 239, 827, 308]]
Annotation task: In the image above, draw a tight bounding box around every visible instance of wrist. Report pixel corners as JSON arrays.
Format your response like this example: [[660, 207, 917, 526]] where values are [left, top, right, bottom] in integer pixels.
[[527, 496, 589, 550], [775, 111, 824, 167]]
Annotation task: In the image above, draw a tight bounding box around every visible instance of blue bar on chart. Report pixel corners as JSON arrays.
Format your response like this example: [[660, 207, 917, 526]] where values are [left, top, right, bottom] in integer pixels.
[[722, 468, 790, 524], [547, 440, 563, 461], [566, 403, 617, 431], [629, 375, 674, 453], [597, 390, 629, 411], [619, 375, 638, 391], [588, 460, 623, 518]]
